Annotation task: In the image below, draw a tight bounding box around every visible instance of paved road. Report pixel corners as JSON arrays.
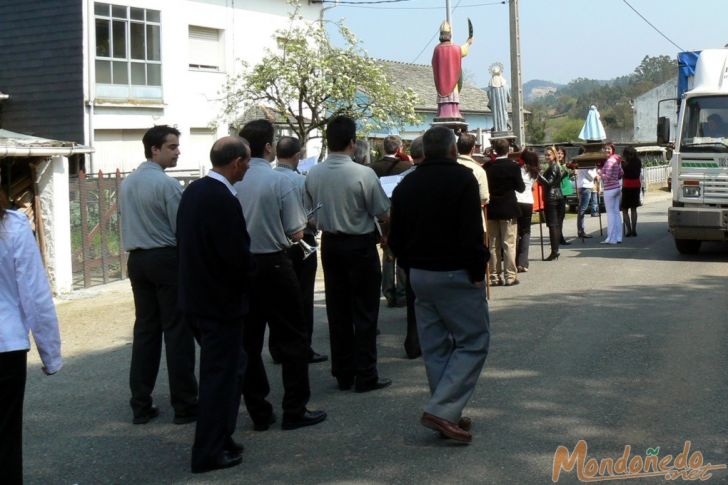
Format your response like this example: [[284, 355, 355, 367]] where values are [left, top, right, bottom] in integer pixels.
[[25, 190, 728, 484]]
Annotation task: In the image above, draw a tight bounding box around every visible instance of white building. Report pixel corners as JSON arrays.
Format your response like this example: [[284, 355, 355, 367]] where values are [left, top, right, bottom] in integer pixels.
[[633, 77, 679, 143], [0, 1, 323, 175]]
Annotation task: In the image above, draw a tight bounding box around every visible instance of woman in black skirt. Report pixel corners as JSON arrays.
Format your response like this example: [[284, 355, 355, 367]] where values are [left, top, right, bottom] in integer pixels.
[[621, 146, 642, 237]]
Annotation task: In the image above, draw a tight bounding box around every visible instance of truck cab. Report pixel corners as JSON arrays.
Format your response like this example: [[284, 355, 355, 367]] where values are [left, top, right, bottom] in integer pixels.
[[667, 49, 728, 254]]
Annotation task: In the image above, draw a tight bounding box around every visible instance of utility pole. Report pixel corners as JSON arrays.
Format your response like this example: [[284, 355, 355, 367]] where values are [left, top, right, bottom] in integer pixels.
[[509, 0, 525, 146], [445, 0, 451, 27]]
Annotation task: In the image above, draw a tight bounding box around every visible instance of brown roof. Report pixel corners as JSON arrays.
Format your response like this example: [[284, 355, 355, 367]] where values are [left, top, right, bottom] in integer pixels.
[[379, 60, 490, 114]]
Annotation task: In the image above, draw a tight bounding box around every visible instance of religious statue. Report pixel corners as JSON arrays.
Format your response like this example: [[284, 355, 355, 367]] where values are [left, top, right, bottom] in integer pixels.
[[431, 19, 473, 120], [578, 105, 607, 142], [487, 62, 511, 133]]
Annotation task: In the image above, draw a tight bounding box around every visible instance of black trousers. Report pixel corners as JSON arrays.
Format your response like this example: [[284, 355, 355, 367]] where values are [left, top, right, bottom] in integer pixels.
[[127, 248, 198, 418], [242, 252, 310, 423], [190, 317, 245, 470], [321, 232, 381, 384], [516, 202, 533, 268], [403, 269, 421, 357], [0, 350, 26, 485], [543, 200, 564, 253], [270, 233, 318, 360]]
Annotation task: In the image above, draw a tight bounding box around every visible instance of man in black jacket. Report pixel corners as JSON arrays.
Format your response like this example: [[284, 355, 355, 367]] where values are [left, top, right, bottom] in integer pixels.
[[389, 126, 490, 444], [370, 135, 412, 307], [484, 139, 525, 286], [177, 136, 253, 474]]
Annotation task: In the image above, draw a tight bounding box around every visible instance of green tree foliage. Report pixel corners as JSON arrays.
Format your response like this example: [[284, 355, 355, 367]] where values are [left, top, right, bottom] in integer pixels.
[[525, 55, 677, 141], [219, 1, 420, 156], [552, 118, 584, 143], [526, 105, 546, 143]]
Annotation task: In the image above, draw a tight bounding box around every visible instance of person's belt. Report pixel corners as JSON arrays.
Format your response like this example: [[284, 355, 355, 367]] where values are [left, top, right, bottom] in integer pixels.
[[252, 250, 286, 258], [322, 230, 376, 238], [128, 246, 175, 253]]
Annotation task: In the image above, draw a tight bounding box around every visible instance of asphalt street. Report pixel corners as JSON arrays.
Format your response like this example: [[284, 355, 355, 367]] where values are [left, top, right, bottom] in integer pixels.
[[24, 189, 728, 485]]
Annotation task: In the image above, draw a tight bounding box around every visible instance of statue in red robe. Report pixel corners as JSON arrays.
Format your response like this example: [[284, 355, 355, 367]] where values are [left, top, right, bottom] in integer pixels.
[[432, 20, 473, 119]]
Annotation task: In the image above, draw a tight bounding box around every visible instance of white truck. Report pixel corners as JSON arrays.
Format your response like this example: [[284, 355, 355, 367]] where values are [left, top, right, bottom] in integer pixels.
[[661, 49, 728, 254]]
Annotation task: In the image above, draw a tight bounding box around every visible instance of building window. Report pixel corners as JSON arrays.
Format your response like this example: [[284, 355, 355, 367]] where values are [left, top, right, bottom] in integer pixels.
[[95, 2, 162, 100], [188, 26, 224, 72]]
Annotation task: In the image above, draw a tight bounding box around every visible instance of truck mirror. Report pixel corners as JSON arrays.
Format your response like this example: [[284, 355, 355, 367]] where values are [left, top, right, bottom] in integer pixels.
[[657, 117, 670, 145]]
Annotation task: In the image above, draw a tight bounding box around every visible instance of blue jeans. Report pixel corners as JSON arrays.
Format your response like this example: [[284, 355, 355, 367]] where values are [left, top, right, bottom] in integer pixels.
[[589, 190, 599, 214], [577, 188, 593, 233]]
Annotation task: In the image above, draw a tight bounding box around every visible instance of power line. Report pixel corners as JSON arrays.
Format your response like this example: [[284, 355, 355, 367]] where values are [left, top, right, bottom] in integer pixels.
[[622, 0, 684, 51], [314, 0, 413, 4], [330, 1, 505, 9]]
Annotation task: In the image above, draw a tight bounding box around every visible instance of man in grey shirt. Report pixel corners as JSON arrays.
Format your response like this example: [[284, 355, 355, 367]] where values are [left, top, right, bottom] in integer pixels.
[[119, 125, 198, 425], [270, 136, 328, 365], [235, 119, 326, 431], [305, 115, 392, 393]]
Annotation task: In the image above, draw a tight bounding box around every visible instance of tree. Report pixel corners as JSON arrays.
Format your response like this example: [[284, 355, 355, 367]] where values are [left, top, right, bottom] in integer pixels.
[[526, 105, 546, 144], [552, 118, 583, 143], [633, 55, 676, 85], [219, 1, 420, 157]]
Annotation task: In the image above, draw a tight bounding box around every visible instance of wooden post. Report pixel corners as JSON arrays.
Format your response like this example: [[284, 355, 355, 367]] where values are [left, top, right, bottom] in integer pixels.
[[30, 163, 49, 270], [116, 169, 126, 280], [78, 170, 92, 288], [98, 170, 109, 284]]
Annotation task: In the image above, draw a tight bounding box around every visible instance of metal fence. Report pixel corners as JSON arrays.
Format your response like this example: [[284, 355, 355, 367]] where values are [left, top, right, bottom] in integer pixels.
[[70, 169, 200, 289], [643, 164, 671, 188]]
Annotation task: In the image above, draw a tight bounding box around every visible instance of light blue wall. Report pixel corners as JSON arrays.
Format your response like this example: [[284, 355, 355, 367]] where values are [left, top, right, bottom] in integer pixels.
[[369, 111, 493, 139]]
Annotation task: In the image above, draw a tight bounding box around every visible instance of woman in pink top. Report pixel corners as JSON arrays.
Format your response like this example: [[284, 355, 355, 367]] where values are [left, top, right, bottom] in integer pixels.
[[598, 143, 624, 244]]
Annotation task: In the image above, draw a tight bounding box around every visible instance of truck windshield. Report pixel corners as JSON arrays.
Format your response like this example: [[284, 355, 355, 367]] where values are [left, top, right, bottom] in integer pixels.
[[681, 96, 728, 152]]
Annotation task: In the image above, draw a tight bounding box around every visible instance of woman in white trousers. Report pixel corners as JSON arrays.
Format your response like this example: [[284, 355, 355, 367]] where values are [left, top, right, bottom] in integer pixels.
[[598, 144, 624, 244]]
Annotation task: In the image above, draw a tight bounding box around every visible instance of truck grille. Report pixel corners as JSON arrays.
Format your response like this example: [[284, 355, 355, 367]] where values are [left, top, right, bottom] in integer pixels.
[[703, 176, 728, 201]]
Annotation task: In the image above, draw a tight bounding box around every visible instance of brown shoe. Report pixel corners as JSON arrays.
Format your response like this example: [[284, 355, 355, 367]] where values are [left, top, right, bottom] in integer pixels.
[[439, 417, 472, 437], [421, 412, 472, 443], [458, 416, 472, 431]]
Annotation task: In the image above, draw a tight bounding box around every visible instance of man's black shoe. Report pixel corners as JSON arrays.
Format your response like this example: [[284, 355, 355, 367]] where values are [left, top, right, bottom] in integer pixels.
[[253, 413, 276, 431], [173, 412, 197, 425], [224, 436, 244, 454], [337, 377, 354, 391], [405, 348, 422, 359], [133, 405, 160, 425], [191, 450, 242, 474], [281, 409, 327, 430], [354, 377, 392, 393], [578, 232, 593, 239], [309, 351, 329, 364]]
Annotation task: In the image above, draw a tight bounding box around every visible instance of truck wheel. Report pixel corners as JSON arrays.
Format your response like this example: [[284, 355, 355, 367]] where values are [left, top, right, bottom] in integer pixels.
[[674, 239, 701, 254]]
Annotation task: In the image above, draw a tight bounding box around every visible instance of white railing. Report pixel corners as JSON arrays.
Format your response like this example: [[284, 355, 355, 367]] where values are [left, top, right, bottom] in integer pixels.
[[642, 164, 671, 187]]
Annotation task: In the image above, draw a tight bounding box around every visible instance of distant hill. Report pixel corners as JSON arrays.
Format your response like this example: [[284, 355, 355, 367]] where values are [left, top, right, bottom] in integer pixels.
[[523, 79, 563, 102]]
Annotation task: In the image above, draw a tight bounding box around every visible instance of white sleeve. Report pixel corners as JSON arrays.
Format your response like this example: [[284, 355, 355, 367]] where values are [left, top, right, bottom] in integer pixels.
[[14, 217, 62, 373]]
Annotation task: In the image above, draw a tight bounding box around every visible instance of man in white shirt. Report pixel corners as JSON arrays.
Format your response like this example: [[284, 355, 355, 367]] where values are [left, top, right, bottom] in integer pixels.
[[576, 167, 599, 238], [456, 132, 490, 236]]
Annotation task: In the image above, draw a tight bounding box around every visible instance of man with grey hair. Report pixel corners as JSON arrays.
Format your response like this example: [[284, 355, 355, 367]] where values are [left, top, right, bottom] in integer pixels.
[[352, 140, 370, 165], [270, 136, 328, 365], [370, 134, 412, 307], [389, 126, 489, 443]]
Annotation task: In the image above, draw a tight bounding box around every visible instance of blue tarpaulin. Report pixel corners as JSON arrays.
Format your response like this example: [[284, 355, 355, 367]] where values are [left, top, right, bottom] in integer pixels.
[[677, 51, 701, 102]]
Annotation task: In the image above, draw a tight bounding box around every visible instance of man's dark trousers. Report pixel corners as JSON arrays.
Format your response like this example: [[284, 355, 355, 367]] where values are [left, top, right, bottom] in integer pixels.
[[320, 232, 381, 385], [190, 316, 244, 470], [403, 269, 421, 358], [242, 252, 310, 424], [271, 233, 318, 360], [127, 247, 198, 419]]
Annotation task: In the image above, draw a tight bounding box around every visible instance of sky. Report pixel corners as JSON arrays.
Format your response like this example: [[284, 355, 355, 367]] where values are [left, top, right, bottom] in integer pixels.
[[324, 0, 728, 87]]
